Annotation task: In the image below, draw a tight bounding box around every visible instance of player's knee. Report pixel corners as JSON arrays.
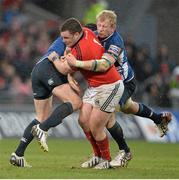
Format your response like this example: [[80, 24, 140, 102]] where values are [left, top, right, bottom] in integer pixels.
[[106, 114, 115, 129], [78, 117, 89, 131], [121, 99, 138, 114], [89, 120, 101, 137], [36, 115, 50, 122], [90, 127, 104, 140], [71, 98, 82, 111]]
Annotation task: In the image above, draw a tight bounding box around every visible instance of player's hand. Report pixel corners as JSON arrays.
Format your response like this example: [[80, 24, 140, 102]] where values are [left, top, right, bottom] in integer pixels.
[[65, 53, 77, 67], [65, 47, 71, 55], [60, 56, 66, 62], [48, 51, 59, 62], [67, 74, 82, 95]]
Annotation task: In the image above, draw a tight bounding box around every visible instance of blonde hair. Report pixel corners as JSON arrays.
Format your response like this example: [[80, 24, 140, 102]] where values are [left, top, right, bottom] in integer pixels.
[[96, 10, 117, 26]]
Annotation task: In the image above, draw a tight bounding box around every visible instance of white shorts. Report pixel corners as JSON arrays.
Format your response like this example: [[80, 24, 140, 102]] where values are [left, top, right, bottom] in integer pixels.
[[83, 80, 124, 112]]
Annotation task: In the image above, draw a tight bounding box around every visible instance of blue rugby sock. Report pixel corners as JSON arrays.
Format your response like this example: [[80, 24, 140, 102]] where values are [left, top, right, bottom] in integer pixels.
[[40, 102, 73, 131], [136, 103, 162, 124], [15, 119, 40, 156], [107, 121, 130, 153]]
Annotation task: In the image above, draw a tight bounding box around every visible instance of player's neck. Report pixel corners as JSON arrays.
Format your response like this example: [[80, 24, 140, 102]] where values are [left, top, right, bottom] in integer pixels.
[[71, 31, 84, 48]]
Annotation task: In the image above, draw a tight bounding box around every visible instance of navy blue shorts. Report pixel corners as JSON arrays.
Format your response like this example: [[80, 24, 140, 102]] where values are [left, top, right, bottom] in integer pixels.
[[119, 78, 136, 107], [31, 58, 68, 100]]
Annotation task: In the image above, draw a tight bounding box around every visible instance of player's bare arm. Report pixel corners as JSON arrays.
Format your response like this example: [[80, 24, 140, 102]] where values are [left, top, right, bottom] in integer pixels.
[[48, 51, 81, 94], [48, 51, 75, 75], [66, 53, 115, 72]]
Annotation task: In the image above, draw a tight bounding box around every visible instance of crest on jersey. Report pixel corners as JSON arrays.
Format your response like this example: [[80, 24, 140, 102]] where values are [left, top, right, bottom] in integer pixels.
[[95, 99, 100, 106], [48, 78, 54, 86]]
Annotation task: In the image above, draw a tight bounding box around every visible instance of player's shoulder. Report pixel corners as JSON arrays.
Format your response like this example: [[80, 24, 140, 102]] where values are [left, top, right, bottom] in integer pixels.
[[111, 31, 123, 41], [109, 31, 124, 47], [83, 27, 96, 38]]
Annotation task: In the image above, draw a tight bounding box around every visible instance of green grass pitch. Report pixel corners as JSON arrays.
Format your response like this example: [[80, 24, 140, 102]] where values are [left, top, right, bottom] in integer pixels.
[[0, 138, 179, 179]]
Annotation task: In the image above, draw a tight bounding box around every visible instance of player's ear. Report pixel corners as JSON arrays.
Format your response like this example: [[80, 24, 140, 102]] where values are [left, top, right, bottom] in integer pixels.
[[111, 23, 116, 31], [74, 32, 80, 38]]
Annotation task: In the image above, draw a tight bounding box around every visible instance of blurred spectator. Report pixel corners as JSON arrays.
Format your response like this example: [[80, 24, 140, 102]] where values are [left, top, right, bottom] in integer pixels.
[[170, 66, 179, 108], [142, 63, 172, 108], [156, 44, 176, 72], [156, 63, 172, 107], [9, 75, 32, 103], [143, 82, 160, 107], [133, 47, 154, 82], [1, 0, 28, 27], [125, 34, 137, 69], [0, 1, 58, 104]]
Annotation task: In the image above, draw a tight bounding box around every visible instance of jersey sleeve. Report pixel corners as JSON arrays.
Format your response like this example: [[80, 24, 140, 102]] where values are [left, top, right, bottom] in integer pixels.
[[106, 33, 125, 61], [107, 44, 122, 60], [47, 37, 66, 56]]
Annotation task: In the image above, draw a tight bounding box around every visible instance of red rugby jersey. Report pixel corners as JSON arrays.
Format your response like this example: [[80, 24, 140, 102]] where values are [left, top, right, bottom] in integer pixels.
[[71, 28, 121, 87]]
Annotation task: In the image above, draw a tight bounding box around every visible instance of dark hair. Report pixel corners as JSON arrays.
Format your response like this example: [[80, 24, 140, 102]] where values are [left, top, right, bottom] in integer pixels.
[[60, 18, 82, 34], [84, 23, 97, 31]]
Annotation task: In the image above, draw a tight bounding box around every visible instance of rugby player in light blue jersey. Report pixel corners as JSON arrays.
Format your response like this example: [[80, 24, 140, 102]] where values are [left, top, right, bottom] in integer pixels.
[[84, 10, 172, 168]]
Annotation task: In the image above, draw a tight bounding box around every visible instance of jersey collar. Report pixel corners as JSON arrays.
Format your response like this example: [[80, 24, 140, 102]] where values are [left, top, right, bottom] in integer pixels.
[[71, 31, 84, 48], [98, 31, 115, 42]]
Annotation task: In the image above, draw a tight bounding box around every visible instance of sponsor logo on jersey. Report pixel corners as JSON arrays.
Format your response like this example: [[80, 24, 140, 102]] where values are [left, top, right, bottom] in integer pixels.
[[108, 45, 121, 57]]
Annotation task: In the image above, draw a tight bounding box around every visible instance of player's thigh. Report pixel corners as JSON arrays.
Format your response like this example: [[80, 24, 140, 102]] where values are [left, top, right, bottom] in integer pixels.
[[122, 98, 139, 114], [106, 112, 115, 129], [89, 107, 111, 140], [34, 96, 53, 122], [52, 83, 82, 110], [89, 107, 111, 132], [119, 78, 136, 107], [120, 97, 133, 111], [94, 80, 124, 112], [31, 59, 69, 100]]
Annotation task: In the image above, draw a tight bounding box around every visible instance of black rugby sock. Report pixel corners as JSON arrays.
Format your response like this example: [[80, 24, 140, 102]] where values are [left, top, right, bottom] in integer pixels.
[[40, 102, 73, 131], [15, 119, 40, 156], [135, 103, 162, 124], [107, 121, 130, 153]]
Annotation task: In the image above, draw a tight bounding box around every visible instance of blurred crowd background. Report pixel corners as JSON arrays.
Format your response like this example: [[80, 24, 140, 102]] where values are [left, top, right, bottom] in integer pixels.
[[0, 0, 179, 109]]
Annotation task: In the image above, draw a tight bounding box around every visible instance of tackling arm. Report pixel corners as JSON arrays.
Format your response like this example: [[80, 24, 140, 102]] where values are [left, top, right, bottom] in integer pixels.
[[66, 53, 115, 72], [48, 51, 75, 75]]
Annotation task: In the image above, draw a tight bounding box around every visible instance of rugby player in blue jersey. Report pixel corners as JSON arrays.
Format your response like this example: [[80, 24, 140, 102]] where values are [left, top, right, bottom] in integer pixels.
[[10, 37, 82, 167], [66, 10, 172, 168]]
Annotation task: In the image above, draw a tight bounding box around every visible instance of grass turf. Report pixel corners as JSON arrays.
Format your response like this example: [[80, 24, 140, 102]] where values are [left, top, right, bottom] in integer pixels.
[[0, 138, 179, 179]]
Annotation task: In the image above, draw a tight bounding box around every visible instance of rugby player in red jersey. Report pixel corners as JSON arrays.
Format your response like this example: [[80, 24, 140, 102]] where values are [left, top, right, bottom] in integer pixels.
[[32, 18, 124, 169]]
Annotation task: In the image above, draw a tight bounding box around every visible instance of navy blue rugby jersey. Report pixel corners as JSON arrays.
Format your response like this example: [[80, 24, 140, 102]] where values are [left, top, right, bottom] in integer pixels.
[[98, 31, 134, 83], [37, 37, 66, 64]]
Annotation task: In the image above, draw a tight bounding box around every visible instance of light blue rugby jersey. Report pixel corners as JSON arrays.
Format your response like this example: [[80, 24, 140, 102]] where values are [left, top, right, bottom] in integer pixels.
[[37, 37, 66, 64], [98, 31, 134, 82]]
